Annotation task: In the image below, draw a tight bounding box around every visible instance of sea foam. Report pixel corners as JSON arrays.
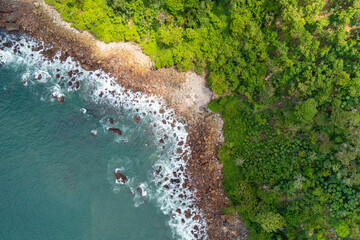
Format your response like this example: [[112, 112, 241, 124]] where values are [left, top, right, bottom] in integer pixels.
[[0, 31, 207, 240]]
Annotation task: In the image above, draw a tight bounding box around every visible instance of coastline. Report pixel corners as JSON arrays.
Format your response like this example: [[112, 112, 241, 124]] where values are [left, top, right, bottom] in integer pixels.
[[0, 1, 248, 239]]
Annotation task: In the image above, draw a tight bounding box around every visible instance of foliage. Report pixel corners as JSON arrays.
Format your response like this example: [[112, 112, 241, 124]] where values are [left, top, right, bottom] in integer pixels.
[[256, 212, 286, 233]]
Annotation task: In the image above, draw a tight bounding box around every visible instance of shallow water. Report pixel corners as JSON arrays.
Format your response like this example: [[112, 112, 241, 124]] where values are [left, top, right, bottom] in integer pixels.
[[0, 31, 207, 240]]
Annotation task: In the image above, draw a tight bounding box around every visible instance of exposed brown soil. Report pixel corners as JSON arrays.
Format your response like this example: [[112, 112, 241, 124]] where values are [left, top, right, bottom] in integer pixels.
[[0, 1, 248, 239]]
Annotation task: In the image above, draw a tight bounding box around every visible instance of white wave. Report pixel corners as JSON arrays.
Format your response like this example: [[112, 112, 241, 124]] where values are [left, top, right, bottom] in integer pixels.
[[0, 32, 208, 240]]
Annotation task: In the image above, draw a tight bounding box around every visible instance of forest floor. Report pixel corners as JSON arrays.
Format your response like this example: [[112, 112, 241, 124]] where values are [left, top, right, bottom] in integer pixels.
[[0, 0, 248, 239]]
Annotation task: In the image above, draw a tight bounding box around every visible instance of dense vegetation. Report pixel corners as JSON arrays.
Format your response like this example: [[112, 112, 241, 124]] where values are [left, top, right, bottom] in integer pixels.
[[46, 0, 360, 238]]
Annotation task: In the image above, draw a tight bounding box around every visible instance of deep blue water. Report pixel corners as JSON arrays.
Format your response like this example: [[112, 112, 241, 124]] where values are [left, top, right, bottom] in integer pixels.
[[0, 31, 207, 240]]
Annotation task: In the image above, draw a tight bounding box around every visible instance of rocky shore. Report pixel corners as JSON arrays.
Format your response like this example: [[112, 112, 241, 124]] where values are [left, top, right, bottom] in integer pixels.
[[0, 1, 248, 239]]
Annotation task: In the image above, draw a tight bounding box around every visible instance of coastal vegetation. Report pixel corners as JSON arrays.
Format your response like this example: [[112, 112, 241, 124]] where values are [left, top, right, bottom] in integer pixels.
[[45, 0, 360, 238]]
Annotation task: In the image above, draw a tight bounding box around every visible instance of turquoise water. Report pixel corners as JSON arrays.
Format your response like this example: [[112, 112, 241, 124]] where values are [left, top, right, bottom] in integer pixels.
[[0, 31, 207, 240]]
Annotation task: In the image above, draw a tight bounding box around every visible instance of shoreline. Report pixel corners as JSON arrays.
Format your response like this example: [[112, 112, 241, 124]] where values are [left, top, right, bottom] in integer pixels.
[[0, 1, 248, 239]]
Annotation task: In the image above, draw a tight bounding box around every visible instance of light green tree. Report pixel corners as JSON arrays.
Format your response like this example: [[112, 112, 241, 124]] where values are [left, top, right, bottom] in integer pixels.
[[295, 98, 318, 124], [256, 212, 286, 233]]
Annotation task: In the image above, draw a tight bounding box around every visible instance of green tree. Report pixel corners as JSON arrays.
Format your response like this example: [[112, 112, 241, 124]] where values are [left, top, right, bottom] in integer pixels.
[[295, 98, 318, 124], [256, 212, 286, 233]]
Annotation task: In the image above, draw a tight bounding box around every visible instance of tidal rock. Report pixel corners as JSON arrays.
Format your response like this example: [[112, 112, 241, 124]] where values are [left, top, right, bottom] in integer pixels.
[[108, 128, 122, 136], [115, 171, 127, 184], [57, 96, 65, 103], [109, 118, 114, 124], [5, 23, 20, 31], [35, 74, 42, 80], [155, 166, 162, 175], [134, 116, 141, 124], [137, 187, 143, 196], [170, 179, 180, 184]]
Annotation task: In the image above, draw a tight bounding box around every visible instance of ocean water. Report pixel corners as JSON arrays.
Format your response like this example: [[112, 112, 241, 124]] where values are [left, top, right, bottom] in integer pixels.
[[0, 31, 207, 240]]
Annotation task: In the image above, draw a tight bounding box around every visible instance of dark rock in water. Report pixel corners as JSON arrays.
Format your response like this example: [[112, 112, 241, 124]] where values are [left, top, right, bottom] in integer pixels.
[[159, 139, 164, 144], [108, 128, 122, 136], [115, 172, 127, 183], [136, 187, 143, 196], [163, 185, 169, 189], [57, 96, 65, 103], [134, 115, 141, 124], [176, 209, 181, 214], [68, 81, 72, 86], [3, 42, 13, 48], [109, 118, 114, 124], [155, 166, 162, 175], [59, 52, 68, 62], [35, 74, 42, 80], [75, 81, 80, 89], [177, 148, 183, 154], [170, 179, 180, 184], [67, 71, 73, 78], [99, 92, 104, 98], [185, 210, 191, 218], [56, 73, 60, 78]]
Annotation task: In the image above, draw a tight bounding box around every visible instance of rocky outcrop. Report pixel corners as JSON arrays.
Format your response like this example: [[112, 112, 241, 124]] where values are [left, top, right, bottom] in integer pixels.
[[108, 128, 122, 136], [115, 171, 127, 184]]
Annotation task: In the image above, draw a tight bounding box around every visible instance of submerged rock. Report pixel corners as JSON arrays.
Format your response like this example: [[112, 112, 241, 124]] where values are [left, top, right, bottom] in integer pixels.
[[137, 186, 143, 196]]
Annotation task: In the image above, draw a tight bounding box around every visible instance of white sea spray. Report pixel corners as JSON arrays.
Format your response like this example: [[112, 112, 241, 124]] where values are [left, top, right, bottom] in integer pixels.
[[0, 32, 208, 240]]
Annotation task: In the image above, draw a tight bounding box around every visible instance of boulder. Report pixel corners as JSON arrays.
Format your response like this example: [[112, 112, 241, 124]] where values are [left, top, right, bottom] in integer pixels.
[[115, 172, 127, 183], [170, 179, 180, 184], [134, 115, 141, 124], [57, 96, 65, 103], [108, 128, 122, 136]]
